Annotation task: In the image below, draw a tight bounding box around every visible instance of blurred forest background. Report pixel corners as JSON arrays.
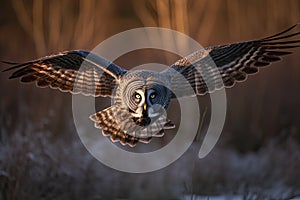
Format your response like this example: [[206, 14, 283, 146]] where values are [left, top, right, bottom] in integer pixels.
[[1, 0, 300, 199]]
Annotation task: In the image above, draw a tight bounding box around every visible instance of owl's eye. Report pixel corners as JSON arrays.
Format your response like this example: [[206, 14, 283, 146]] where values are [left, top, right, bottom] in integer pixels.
[[150, 92, 157, 99], [135, 93, 141, 99]]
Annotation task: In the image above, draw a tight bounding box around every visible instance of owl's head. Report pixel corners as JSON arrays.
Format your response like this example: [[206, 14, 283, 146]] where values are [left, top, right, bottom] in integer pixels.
[[117, 70, 171, 127]]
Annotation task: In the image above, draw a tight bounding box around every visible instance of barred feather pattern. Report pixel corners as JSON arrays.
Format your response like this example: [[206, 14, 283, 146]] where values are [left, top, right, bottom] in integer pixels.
[[89, 104, 166, 147], [89, 105, 171, 147], [3, 50, 126, 97], [164, 24, 300, 97], [89, 106, 145, 147]]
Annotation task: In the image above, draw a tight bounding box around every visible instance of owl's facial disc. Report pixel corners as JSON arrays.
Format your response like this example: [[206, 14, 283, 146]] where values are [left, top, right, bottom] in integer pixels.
[[130, 88, 162, 119]]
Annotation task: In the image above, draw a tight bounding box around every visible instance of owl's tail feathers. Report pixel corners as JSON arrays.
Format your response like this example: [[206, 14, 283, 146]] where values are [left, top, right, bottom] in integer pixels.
[[89, 106, 152, 147]]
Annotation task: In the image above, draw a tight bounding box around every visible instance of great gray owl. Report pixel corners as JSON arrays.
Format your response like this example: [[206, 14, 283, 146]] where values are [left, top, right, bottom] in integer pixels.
[[3, 24, 300, 147]]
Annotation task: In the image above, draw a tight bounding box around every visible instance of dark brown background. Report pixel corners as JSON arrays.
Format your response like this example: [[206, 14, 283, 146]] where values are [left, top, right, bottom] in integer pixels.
[[1, 0, 300, 199]]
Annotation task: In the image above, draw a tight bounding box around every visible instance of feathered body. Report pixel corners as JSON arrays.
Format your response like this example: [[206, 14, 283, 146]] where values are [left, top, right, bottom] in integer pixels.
[[90, 70, 173, 146]]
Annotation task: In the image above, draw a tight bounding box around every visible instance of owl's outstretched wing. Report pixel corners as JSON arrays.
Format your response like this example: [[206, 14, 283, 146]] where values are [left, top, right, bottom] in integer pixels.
[[2, 50, 127, 97], [163, 24, 300, 97]]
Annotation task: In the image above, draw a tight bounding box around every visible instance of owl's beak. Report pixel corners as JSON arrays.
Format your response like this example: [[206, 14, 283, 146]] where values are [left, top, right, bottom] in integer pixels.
[[143, 103, 147, 111]]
